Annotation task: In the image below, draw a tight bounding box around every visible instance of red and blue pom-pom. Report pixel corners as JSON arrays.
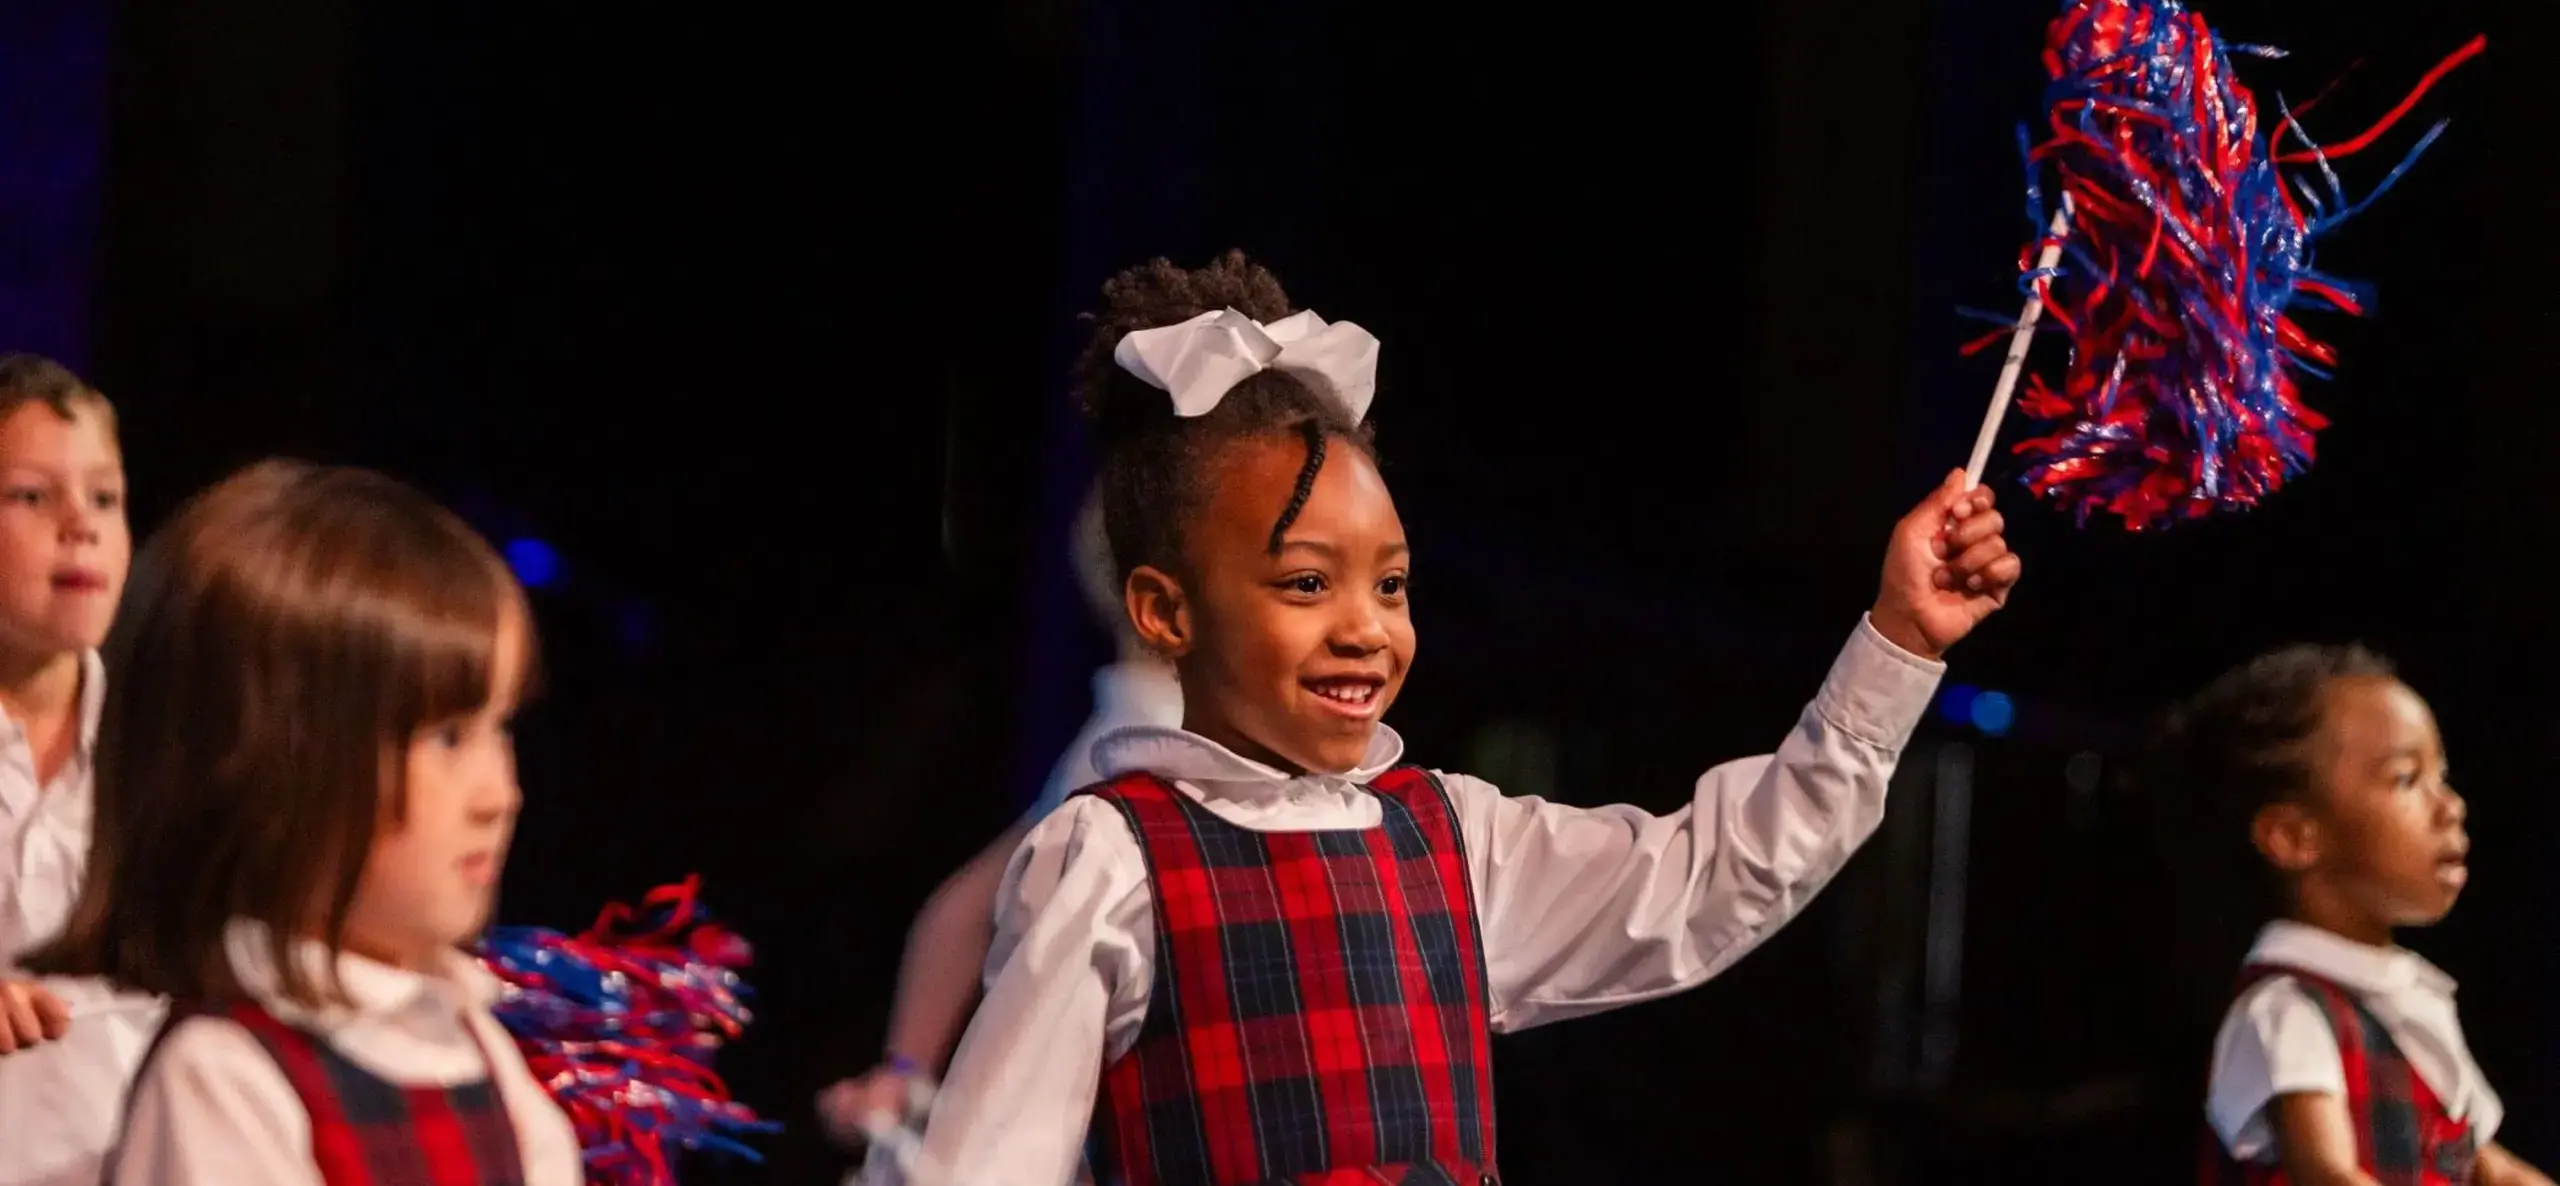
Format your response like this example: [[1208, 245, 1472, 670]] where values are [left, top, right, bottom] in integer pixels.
[[1965, 0, 2480, 529], [478, 877, 778, 1185]]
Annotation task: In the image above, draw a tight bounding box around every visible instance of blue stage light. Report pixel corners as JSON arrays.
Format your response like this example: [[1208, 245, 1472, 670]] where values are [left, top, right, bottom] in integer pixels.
[[504, 538, 561, 590], [1939, 683, 1979, 726], [1969, 690, 2015, 737]]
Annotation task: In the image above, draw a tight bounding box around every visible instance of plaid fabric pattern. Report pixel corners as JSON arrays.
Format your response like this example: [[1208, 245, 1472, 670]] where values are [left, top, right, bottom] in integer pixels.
[[122, 1000, 527, 1186], [2199, 965, 2478, 1186], [1080, 766, 1500, 1186]]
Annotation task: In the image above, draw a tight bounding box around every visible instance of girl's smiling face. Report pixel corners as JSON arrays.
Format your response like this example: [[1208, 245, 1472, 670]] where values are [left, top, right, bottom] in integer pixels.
[[1128, 432, 1413, 775]]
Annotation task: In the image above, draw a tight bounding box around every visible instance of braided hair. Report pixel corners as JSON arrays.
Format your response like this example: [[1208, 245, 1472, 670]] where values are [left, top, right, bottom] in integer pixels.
[[2147, 644, 2399, 891], [1072, 251, 1377, 585], [2140, 643, 2400, 1025]]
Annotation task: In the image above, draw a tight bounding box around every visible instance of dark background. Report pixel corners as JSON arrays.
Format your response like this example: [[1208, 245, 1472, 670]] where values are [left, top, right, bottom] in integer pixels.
[[5, 0, 2540, 1180]]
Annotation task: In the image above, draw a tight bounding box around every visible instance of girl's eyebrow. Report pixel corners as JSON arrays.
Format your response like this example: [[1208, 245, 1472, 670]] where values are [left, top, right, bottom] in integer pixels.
[[2367, 744, 2426, 774], [1274, 539, 1411, 561]]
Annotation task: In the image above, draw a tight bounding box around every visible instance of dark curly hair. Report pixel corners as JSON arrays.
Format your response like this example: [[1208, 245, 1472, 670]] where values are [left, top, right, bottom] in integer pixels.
[[2149, 643, 2398, 851], [1073, 251, 1377, 585]]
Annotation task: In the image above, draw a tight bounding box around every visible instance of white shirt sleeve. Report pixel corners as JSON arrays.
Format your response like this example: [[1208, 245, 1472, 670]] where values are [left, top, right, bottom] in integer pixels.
[[0, 982, 164, 1186], [1020, 724, 1108, 826], [1450, 615, 1941, 1030], [2463, 1058, 2503, 1145], [2, 793, 90, 972], [2206, 976, 2350, 1163], [871, 799, 1153, 1186], [109, 1016, 321, 1186]]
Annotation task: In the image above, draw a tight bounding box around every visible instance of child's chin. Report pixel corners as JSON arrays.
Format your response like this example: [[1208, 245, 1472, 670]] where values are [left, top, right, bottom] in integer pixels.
[[443, 897, 498, 944], [2398, 894, 2461, 928]]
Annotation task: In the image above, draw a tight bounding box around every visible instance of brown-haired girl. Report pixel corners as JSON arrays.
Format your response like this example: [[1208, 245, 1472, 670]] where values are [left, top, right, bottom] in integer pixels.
[[879, 253, 2022, 1184], [20, 459, 583, 1185]]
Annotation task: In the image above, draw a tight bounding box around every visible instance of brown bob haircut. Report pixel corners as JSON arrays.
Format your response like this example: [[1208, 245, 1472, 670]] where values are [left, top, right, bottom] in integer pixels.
[[23, 460, 532, 1006]]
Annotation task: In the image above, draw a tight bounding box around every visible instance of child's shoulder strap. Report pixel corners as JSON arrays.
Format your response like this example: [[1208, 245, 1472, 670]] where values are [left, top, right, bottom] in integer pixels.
[[1365, 766, 1475, 868], [1066, 771, 1200, 846], [210, 999, 354, 1112], [2233, 962, 2393, 1057], [1069, 770, 1179, 808], [120, 998, 282, 1085], [1365, 765, 1454, 818]]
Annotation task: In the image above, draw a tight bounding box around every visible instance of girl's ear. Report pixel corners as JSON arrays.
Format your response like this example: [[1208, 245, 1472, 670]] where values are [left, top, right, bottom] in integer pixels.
[[1124, 566, 1192, 658], [2251, 800, 2322, 874]]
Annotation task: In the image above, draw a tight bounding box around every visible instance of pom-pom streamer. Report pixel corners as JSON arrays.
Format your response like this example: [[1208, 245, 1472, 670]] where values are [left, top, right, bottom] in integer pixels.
[[479, 876, 779, 1184], [1970, 0, 2480, 528]]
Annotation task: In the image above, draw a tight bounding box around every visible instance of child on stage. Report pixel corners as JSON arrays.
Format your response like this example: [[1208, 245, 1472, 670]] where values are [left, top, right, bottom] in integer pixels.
[[0, 354, 125, 1023], [2167, 646, 2552, 1185], [20, 459, 584, 1185], [885, 252, 2021, 1184], [0, 354, 144, 1186]]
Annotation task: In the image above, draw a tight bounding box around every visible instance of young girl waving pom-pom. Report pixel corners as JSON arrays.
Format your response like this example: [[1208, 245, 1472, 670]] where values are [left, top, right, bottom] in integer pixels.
[[877, 252, 2022, 1185]]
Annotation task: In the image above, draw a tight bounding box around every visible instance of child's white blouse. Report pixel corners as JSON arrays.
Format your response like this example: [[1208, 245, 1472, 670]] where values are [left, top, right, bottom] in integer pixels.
[[0, 650, 105, 969], [108, 921, 585, 1186], [2206, 919, 2501, 1163], [884, 615, 1942, 1186]]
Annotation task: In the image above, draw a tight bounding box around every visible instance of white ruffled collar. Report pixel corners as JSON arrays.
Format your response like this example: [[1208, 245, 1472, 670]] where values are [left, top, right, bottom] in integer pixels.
[[1090, 723, 1405, 806]]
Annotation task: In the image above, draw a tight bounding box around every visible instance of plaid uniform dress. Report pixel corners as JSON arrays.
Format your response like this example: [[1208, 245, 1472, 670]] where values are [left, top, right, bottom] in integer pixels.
[[1078, 767, 1500, 1186], [124, 1000, 527, 1186], [2200, 965, 2478, 1186]]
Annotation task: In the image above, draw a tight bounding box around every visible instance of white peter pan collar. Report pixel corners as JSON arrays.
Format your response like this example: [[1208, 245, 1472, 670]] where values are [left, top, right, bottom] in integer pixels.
[[2247, 919, 2458, 999], [1090, 723, 1406, 810], [221, 919, 499, 1033]]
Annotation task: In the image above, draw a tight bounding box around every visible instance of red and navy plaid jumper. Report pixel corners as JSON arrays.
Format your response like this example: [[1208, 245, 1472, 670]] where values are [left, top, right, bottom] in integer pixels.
[[2200, 965, 2478, 1186], [1077, 767, 1500, 1186], [125, 1000, 527, 1186]]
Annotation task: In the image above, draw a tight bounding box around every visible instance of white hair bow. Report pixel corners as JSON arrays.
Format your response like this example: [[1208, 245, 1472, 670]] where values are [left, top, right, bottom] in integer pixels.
[[1111, 308, 1379, 422]]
